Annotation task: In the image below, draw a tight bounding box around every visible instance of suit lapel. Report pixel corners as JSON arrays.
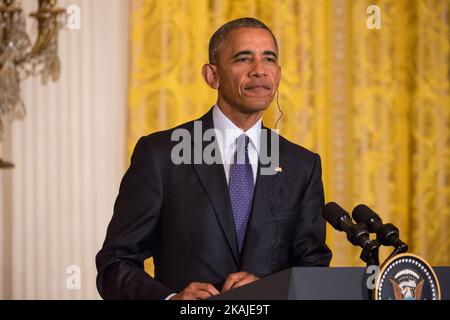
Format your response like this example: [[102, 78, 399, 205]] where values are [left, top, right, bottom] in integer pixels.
[[190, 109, 240, 267]]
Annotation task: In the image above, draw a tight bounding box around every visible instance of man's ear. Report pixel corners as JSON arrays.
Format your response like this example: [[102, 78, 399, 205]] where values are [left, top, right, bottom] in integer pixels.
[[202, 64, 219, 89]]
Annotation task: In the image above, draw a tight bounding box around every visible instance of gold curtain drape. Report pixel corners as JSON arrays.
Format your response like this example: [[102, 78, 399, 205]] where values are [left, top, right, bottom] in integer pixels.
[[127, 0, 450, 273]]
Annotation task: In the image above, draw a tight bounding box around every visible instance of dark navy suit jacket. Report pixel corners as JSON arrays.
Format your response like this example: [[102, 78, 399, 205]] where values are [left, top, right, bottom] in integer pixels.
[[96, 108, 332, 299]]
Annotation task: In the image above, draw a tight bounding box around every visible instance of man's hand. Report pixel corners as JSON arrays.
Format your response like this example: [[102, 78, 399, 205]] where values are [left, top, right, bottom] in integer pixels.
[[221, 271, 259, 293], [170, 282, 220, 300]]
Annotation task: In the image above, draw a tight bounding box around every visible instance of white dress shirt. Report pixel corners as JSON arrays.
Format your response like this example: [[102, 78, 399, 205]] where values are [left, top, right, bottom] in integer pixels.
[[212, 104, 261, 184]]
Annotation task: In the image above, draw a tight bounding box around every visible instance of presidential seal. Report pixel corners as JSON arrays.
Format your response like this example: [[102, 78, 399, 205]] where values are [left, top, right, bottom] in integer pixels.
[[374, 253, 441, 300]]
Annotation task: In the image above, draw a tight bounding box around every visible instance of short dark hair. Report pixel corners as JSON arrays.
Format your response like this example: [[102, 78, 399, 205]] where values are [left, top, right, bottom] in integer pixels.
[[208, 17, 278, 65]]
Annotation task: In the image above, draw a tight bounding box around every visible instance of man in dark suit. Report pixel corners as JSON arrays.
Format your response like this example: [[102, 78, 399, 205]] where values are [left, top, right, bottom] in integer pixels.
[[96, 17, 331, 300]]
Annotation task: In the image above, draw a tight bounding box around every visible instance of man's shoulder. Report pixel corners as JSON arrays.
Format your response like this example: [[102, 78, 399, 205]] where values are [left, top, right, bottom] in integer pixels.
[[133, 117, 321, 165], [276, 131, 320, 163], [135, 118, 198, 148]]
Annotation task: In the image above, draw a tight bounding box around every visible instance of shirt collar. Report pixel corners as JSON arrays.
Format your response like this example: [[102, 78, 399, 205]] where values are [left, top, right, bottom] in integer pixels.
[[212, 104, 261, 153]]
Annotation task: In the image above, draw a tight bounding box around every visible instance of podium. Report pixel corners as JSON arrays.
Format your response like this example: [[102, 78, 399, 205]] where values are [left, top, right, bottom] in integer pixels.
[[213, 267, 450, 300]]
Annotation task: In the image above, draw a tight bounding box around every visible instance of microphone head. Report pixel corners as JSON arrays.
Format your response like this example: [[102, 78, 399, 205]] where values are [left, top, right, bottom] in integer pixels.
[[352, 204, 381, 224], [322, 202, 351, 231]]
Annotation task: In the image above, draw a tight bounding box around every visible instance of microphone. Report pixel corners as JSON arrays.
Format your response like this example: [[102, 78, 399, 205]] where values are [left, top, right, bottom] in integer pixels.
[[352, 204, 408, 252], [322, 202, 376, 251]]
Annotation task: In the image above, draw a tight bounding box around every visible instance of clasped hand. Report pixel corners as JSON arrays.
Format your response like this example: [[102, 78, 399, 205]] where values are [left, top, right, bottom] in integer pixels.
[[170, 271, 259, 300]]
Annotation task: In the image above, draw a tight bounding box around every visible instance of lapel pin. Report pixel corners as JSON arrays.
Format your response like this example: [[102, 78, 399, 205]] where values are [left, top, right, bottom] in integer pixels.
[[275, 167, 283, 173]]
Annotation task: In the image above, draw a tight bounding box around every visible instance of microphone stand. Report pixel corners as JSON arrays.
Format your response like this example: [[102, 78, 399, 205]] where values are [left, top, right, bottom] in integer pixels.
[[360, 240, 380, 301], [361, 240, 408, 300], [385, 241, 408, 261], [360, 239, 380, 267]]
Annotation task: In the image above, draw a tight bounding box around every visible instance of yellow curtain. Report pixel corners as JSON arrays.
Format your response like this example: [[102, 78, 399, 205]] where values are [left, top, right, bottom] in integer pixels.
[[128, 0, 450, 273]]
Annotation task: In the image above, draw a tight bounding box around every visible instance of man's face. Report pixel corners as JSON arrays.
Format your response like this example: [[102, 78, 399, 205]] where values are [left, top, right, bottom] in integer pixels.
[[215, 28, 281, 114]]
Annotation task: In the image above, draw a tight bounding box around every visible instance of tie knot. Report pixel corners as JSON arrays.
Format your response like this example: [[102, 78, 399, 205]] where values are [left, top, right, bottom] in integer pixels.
[[234, 134, 250, 164], [236, 134, 250, 150]]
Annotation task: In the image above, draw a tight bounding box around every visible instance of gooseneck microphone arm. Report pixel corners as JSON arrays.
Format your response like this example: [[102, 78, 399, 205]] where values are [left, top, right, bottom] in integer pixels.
[[322, 202, 380, 266]]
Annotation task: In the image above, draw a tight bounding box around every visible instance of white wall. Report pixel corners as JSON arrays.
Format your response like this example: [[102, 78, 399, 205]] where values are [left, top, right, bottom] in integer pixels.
[[0, 0, 129, 299]]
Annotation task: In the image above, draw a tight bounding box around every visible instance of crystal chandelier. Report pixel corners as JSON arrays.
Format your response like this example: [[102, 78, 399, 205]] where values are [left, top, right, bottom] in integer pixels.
[[0, 0, 65, 168]]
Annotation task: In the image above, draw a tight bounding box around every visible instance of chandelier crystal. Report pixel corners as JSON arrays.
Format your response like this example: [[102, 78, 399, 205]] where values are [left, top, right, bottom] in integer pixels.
[[0, 0, 65, 168]]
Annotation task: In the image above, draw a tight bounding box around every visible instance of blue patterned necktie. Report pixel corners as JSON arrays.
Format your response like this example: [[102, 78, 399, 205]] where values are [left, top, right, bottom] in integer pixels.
[[229, 134, 255, 253]]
